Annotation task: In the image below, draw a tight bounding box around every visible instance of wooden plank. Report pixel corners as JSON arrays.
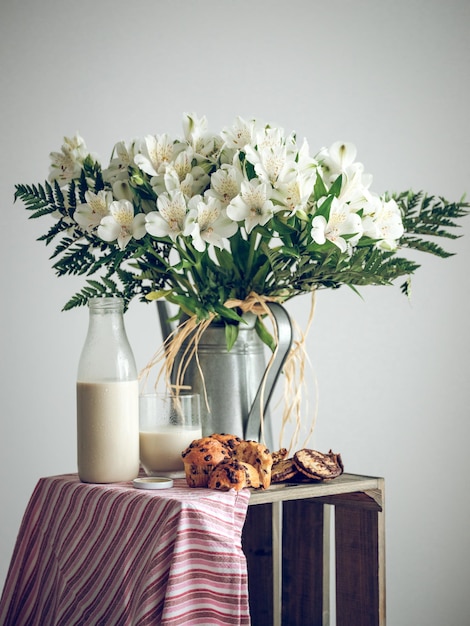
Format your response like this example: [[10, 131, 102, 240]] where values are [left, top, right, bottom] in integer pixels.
[[315, 489, 383, 511], [248, 474, 382, 506], [242, 503, 274, 625], [272, 501, 283, 626], [335, 489, 386, 626], [322, 505, 331, 626], [282, 499, 325, 626]]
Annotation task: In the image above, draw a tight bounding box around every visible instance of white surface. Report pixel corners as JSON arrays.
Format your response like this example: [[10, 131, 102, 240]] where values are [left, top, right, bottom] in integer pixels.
[[1, 1, 469, 624]]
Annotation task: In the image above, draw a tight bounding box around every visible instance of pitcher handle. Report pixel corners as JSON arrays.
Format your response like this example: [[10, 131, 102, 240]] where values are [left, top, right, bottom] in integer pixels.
[[245, 303, 293, 442], [156, 300, 174, 343]]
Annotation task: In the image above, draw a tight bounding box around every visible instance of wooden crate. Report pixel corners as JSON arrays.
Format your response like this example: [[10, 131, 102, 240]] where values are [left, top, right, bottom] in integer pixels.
[[242, 473, 386, 626]]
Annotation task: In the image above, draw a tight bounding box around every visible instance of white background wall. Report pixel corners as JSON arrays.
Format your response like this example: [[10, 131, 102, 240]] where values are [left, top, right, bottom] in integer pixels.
[[1, 1, 469, 624]]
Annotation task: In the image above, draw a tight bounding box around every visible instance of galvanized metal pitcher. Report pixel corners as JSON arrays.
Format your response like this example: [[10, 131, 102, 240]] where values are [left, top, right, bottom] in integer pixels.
[[157, 301, 292, 444]]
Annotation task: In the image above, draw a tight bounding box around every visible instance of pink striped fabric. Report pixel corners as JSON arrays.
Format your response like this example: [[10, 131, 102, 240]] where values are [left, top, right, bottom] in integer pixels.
[[0, 474, 251, 625]]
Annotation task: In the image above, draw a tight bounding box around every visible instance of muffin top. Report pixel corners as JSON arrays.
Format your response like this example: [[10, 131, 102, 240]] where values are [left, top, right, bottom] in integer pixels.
[[208, 433, 242, 451], [181, 437, 231, 466]]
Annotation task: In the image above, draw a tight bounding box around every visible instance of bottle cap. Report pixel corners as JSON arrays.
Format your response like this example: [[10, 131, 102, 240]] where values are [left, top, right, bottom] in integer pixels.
[[132, 477, 174, 490]]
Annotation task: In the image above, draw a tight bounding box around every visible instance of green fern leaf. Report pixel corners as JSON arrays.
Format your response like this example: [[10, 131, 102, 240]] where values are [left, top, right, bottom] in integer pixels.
[[78, 170, 89, 202], [39, 224, 72, 246], [394, 191, 469, 259], [401, 237, 454, 258], [52, 241, 96, 275], [14, 184, 58, 220]]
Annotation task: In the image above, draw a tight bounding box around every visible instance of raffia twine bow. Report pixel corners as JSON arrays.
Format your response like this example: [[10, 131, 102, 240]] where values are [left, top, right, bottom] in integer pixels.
[[139, 291, 318, 451], [139, 312, 216, 410]]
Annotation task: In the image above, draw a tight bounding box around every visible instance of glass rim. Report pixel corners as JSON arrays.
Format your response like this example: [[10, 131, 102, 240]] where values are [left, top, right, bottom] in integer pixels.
[[139, 392, 200, 399], [88, 296, 124, 309]]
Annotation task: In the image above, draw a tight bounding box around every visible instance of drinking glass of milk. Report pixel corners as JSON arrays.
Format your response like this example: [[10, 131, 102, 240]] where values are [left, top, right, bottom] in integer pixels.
[[139, 393, 201, 477]]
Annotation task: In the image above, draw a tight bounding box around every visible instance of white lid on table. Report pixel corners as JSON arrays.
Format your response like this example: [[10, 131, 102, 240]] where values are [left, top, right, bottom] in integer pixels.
[[132, 477, 174, 490]]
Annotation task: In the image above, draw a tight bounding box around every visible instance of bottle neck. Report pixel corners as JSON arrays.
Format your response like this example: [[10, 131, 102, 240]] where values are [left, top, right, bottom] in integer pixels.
[[78, 298, 137, 382], [87, 308, 125, 333], [87, 298, 126, 339]]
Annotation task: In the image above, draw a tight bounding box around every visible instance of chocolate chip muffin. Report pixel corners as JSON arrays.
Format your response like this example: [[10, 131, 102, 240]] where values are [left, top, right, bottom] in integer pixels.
[[181, 437, 232, 488], [208, 460, 261, 491], [233, 440, 273, 489]]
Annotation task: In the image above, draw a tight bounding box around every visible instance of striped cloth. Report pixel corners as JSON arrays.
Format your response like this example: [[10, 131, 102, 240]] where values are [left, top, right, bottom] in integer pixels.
[[0, 474, 251, 625]]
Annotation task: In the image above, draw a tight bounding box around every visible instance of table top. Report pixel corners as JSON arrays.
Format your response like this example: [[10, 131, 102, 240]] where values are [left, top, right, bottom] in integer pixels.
[[0, 472, 383, 625]]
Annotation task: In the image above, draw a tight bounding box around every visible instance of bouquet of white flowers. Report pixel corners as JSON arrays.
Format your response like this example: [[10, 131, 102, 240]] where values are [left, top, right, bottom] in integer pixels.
[[15, 113, 468, 349]]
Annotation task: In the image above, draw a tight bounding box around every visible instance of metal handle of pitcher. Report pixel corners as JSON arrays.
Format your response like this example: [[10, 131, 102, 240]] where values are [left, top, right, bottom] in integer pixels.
[[244, 302, 293, 442], [157, 300, 174, 343]]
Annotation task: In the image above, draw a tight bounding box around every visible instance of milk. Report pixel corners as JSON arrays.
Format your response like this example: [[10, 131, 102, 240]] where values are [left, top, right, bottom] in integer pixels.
[[77, 380, 140, 483], [140, 426, 202, 473]]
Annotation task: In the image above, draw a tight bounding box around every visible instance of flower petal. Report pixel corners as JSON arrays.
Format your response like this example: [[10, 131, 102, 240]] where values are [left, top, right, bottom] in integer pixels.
[[98, 216, 121, 242]]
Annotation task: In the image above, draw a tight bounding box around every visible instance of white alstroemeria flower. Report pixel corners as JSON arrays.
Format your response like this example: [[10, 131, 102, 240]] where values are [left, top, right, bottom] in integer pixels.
[[209, 163, 244, 206], [246, 142, 290, 186], [335, 169, 374, 215], [145, 190, 192, 241], [321, 141, 357, 173], [134, 134, 173, 177], [74, 190, 113, 231], [363, 198, 404, 249], [112, 180, 134, 203], [271, 138, 318, 213], [272, 171, 316, 215], [188, 166, 211, 196], [227, 179, 275, 233], [246, 128, 300, 187], [173, 147, 193, 181], [318, 143, 377, 219], [187, 196, 238, 251], [183, 113, 208, 141], [49, 133, 88, 184], [337, 157, 374, 204], [318, 141, 368, 189], [160, 163, 210, 199], [172, 172, 205, 199], [296, 138, 318, 176], [103, 140, 137, 183], [97, 200, 146, 250], [178, 174, 195, 198], [182, 113, 215, 157], [311, 197, 363, 253], [163, 165, 184, 194], [255, 126, 285, 152], [62, 133, 88, 157], [220, 116, 258, 150]]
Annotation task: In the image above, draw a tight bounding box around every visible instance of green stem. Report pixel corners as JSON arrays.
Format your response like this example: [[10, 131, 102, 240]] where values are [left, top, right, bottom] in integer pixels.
[[145, 245, 194, 294], [245, 229, 258, 281]]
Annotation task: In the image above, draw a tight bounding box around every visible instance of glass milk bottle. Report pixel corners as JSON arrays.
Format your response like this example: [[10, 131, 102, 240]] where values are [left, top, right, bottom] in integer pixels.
[[76, 297, 140, 483]]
